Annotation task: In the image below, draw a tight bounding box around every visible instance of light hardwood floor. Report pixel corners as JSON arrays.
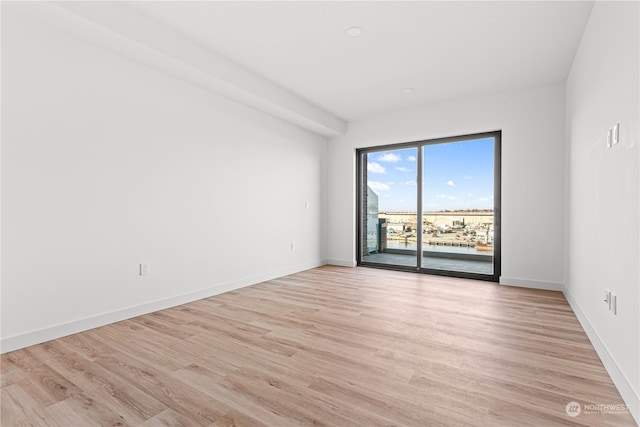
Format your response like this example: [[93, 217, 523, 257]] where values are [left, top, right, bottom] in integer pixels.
[[1, 266, 636, 426]]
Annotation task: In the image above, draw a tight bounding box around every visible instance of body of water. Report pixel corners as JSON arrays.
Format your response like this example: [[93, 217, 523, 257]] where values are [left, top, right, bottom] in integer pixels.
[[386, 241, 492, 255]]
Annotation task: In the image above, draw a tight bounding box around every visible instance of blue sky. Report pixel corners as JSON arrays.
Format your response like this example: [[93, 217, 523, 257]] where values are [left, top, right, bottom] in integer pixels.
[[367, 137, 494, 211]]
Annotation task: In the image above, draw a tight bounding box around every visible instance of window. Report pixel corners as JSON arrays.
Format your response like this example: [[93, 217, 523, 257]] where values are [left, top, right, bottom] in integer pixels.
[[357, 131, 501, 282]]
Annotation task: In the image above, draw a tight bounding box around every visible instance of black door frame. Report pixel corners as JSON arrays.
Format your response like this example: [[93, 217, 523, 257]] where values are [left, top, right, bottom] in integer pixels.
[[356, 130, 501, 282]]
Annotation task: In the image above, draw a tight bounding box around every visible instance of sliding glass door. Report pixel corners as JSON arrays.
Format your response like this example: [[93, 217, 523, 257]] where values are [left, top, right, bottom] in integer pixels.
[[360, 147, 418, 268], [421, 137, 498, 277], [357, 131, 501, 281]]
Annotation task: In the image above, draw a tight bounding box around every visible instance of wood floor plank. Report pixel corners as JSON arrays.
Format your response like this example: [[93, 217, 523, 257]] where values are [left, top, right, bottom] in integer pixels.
[[40, 399, 103, 427], [210, 409, 270, 427], [93, 354, 228, 426], [1, 266, 636, 426], [39, 349, 166, 425], [172, 365, 301, 427], [1, 384, 50, 427], [137, 409, 190, 427], [3, 350, 81, 408]]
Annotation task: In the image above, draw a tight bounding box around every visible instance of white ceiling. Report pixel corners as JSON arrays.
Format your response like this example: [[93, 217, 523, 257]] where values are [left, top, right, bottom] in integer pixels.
[[126, 1, 594, 122]]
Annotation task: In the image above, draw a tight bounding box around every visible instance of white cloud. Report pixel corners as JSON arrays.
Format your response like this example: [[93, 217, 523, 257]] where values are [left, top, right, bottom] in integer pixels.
[[368, 181, 390, 192], [377, 153, 401, 162], [470, 196, 491, 205], [395, 167, 411, 172], [467, 193, 473, 197], [447, 180, 455, 187], [407, 155, 416, 162], [404, 180, 417, 186], [434, 193, 457, 202], [367, 162, 386, 174]]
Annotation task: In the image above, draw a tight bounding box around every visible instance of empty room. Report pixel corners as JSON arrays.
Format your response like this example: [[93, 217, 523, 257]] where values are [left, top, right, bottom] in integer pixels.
[[1, 1, 638, 426]]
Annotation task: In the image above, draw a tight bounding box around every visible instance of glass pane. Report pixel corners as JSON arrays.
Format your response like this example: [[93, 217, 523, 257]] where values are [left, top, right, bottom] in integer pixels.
[[421, 138, 494, 275], [361, 147, 418, 267]]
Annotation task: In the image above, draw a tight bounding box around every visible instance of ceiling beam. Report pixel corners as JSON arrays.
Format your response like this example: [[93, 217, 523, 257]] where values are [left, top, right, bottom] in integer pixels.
[[5, 1, 347, 138]]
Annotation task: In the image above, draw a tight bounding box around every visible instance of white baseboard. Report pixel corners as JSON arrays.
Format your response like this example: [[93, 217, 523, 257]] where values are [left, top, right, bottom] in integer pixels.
[[564, 289, 640, 425], [499, 276, 563, 291], [325, 258, 357, 267], [0, 260, 324, 354]]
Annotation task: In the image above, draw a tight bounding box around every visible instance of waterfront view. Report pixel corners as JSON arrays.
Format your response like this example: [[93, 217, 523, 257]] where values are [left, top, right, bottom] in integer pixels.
[[363, 209, 495, 274], [381, 210, 494, 253], [359, 134, 499, 277]]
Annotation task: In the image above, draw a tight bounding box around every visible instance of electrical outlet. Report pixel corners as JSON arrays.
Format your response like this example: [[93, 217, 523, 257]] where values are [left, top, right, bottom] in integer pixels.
[[611, 293, 617, 315], [290, 242, 295, 252], [604, 289, 611, 309], [613, 123, 620, 145], [607, 129, 613, 148], [604, 289, 618, 315], [140, 263, 149, 276]]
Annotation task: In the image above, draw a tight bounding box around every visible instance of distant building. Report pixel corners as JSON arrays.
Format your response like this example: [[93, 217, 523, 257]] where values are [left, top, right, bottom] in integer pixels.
[[366, 186, 379, 253]]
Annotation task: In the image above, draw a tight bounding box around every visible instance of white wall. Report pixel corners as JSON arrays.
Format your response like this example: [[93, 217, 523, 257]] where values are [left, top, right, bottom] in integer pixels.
[[327, 84, 567, 290], [1, 10, 328, 352], [565, 1, 639, 421]]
